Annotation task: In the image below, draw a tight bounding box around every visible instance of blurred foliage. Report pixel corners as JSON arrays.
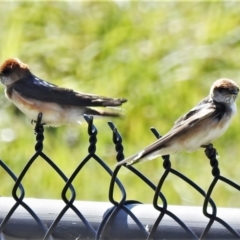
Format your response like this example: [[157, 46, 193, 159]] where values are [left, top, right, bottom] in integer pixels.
[[1, 1, 240, 207]]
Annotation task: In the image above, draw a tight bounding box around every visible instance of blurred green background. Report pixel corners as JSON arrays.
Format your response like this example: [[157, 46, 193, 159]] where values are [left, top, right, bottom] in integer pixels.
[[0, 1, 240, 208]]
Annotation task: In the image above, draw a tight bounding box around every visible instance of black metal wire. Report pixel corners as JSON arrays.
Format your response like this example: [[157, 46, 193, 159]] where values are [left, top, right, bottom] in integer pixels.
[[147, 128, 198, 240], [6, 113, 53, 240], [148, 128, 240, 239], [200, 144, 240, 239], [99, 122, 149, 240], [0, 160, 25, 234], [44, 115, 98, 239], [0, 115, 240, 239], [107, 125, 197, 239]]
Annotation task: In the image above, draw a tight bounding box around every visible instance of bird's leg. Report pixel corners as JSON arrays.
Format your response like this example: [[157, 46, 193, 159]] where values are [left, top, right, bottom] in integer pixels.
[[31, 113, 46, 127], [201, 144, 211, 148], [33, 113, 46, 131], [31, 119, 46, 126], [31, 119, 39, 125]]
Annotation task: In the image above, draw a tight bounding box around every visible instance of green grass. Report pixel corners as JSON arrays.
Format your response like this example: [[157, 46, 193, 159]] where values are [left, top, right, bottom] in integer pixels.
[[1, 1, 240, 207]]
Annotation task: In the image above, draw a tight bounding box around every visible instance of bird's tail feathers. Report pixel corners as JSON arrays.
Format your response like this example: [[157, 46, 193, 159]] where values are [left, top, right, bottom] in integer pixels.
[[115, 142, 166, 167], [102, 98, 127, 106], [84, 108, 125, 118], [85, 95, 127, 107], [115, 150, 145, 167]]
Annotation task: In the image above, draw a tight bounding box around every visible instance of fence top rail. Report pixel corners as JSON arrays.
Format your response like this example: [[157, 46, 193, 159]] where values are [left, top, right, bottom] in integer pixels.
[[1, 197, 240, 240]]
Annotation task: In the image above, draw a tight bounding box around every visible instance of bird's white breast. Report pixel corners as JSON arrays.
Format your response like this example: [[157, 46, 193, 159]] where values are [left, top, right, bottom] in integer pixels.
[[185, 103, 236, 151]]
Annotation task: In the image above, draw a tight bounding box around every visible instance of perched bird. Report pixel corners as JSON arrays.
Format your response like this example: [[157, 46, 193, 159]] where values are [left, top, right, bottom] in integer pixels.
[[0, 58, 127, 126], [117, 78, 239, 166]]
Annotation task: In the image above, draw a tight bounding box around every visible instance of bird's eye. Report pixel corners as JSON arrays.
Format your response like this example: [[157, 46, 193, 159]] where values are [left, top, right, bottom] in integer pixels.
[[1, 67, 12, 75], [217, 87, 225, 93]]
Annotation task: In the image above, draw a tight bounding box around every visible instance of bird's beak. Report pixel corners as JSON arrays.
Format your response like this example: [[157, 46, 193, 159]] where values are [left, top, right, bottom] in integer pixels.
[[0, 73, 6, 85], [231, 89, 239, 95]]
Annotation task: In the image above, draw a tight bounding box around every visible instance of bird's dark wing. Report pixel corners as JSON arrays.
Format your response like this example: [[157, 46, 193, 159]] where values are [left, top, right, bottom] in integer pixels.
[[10, 76, 127, 107], [172, 96, 228, 134], [173, 97, 213, 128]]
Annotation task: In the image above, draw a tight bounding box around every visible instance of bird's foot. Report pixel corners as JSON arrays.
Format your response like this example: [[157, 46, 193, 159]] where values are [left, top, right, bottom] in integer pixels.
[[31, 119, 46, 126], [32, 113, 46, 132]]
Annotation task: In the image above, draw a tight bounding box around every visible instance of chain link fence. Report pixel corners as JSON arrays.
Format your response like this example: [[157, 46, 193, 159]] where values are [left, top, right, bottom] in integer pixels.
[[0, 114, 240, 240]]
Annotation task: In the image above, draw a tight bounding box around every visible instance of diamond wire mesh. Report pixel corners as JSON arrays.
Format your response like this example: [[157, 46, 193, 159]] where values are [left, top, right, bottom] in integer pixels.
[[0, 113, 240, 240]]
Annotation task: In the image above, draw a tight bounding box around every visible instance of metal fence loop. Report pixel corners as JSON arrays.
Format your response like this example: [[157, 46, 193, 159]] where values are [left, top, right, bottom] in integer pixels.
[[34, 113, 44, 153], [204, 144, 220, 177], [108, 122, 124, 162], [84, 115, 97, 154]]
